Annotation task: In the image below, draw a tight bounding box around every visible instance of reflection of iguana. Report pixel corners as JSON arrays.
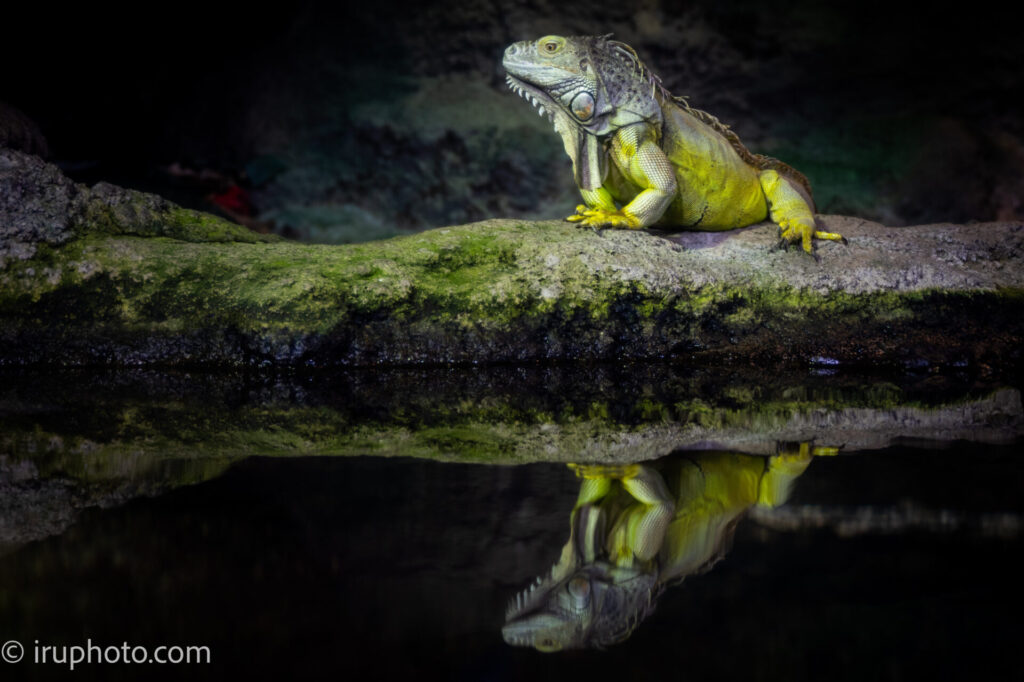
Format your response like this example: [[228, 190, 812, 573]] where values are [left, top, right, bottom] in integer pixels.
[[503, 35, 845, 253], [503, 445, 833, 651]]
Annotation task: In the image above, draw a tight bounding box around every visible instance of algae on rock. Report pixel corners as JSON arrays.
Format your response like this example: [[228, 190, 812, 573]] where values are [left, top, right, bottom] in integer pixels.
[[3, 148, 1024, 369]]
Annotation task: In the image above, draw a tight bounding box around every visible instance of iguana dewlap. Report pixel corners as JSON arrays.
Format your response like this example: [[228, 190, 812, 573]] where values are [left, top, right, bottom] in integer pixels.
[[502, 34, 844, 253]]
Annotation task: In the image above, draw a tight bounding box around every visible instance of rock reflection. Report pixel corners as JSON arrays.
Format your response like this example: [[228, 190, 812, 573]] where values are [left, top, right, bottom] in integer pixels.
[[503, 444, 834, 651]]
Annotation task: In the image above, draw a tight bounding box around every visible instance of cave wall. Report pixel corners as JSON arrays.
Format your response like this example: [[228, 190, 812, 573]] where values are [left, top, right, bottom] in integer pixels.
[[3, 0, 1020, 241]]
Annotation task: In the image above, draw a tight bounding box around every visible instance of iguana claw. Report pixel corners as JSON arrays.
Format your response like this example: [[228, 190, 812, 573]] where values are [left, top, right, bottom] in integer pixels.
[[777, 219, 846, 255], [776, 441, 842, 460], [565, 206, 642, 230]]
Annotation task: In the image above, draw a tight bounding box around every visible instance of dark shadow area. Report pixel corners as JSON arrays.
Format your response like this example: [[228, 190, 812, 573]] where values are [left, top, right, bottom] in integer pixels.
[[653, 225, 758, 250]]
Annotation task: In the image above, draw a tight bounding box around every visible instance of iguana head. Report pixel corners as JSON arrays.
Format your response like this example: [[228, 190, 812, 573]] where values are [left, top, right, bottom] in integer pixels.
[[503, 35, 664, 189], [502, 561, 659, 651], [503, 566, 601, 652], [502, 34, 662, 137]]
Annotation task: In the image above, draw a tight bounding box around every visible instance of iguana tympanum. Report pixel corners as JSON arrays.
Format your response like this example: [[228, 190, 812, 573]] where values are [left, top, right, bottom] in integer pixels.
[[503, 35, 844, 253], [502, 444, 836, 651]]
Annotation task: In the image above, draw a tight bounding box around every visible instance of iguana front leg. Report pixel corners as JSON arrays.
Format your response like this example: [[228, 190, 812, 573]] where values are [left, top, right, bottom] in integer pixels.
[[759, 169, 846, 254], [566, 124, 677, 229], [612, 465, 675, 563], [547, 467, 615, 576], [569, 463, 674, 565]]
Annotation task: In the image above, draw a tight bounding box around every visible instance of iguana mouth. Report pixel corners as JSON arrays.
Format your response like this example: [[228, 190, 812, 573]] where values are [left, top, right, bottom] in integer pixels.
[[505, 75, 556, 124], [505, 569, 554, 620]]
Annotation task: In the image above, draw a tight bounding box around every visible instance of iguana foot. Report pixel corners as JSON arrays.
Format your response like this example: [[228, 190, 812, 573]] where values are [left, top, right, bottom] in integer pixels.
[[565, 205, 642, 230], [776, 441, 842, 461], [777, 219, 847, 254]]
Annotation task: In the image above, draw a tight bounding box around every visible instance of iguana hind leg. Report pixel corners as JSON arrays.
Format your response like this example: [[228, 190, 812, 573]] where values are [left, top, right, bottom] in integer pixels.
[[759, 169, 845, 254], [757, 441, 840, 507], [616, 466, 675, 563]]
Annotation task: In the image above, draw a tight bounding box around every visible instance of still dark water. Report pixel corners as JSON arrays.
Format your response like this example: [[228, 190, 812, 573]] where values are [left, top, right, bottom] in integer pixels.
[[2, 443, 1022, 681]]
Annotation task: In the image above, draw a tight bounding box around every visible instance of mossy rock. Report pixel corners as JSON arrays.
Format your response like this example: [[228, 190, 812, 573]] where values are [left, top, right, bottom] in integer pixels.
[[3, 149, 1024, 369]]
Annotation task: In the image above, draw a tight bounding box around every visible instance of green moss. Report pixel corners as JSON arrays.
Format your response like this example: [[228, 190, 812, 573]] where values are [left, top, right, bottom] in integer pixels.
[[78, 189, 279, 244], [4, 213, 1023, 368], [163, 207, 280, 243]]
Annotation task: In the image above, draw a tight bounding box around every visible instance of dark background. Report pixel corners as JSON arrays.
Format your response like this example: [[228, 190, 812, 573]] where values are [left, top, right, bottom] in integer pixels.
[[3, 0, 1021, 241]]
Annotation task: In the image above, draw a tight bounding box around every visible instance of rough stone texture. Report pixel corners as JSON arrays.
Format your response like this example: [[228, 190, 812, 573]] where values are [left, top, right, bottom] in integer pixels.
[[0, 148, 83, 266], [2, 151, 1023, 369], [0, 149, 276, 269]]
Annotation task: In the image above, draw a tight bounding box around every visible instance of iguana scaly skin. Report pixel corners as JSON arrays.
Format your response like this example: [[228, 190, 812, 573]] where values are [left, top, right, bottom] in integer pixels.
[[503, 35, 845, 253], [502, 444, 837, 651]]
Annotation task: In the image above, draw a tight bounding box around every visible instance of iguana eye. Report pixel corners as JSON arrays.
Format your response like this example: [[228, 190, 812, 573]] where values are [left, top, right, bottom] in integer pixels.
[[568, 576, 591, 607], [537, 35, 565, 56], [570, 92, 595, 120]]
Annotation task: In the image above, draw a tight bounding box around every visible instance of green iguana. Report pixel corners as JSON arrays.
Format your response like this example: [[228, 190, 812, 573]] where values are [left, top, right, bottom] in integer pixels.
[[502, 445, 835, 651], [503, 34, 845, 253]]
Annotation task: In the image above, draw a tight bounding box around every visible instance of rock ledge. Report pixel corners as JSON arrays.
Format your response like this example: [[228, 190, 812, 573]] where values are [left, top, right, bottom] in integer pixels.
[[2, 149, 1023, 368]]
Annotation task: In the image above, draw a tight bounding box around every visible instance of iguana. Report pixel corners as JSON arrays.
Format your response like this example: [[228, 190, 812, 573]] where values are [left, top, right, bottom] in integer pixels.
[[502, 445, 835, 651], [502, 34, 845, 253]]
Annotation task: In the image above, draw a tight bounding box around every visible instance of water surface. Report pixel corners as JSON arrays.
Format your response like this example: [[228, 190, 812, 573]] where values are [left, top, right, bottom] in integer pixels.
[[2, 440, 1021, 680]]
